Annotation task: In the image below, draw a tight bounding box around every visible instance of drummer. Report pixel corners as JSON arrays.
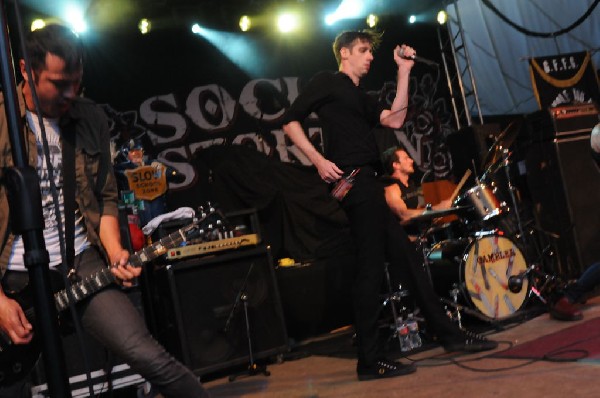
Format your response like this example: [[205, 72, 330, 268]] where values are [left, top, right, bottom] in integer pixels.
[[382, 145, 453, 228]]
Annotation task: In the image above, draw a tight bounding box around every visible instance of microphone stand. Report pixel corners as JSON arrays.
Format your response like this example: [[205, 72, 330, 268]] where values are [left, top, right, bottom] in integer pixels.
[[0, 2, 69, 396]]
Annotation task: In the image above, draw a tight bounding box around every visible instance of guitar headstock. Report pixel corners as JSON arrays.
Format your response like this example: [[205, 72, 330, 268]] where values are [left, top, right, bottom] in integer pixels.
[[180, 202, 231, 244]]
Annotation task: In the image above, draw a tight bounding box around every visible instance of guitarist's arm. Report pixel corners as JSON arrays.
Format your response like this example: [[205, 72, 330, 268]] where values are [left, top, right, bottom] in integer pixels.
[[99, 214, 141, 287], [0, 289, 33, 344]]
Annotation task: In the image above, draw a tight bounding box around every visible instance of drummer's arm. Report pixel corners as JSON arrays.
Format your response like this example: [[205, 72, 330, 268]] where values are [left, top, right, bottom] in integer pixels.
[[384, 184, 424, 223], [432, 198, 453, 210]]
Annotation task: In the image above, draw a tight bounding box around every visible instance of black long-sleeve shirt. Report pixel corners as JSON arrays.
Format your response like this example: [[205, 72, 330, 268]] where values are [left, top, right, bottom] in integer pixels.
[[283, 71, 385, 171]]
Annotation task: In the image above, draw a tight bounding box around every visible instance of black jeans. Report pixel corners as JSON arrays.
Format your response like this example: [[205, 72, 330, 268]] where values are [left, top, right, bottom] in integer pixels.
[[340, 168, 462, 366], [0, 247, 210, 398]]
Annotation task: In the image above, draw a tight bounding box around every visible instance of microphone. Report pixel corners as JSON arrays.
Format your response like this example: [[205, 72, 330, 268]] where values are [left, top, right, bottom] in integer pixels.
[[396, 48, 439, 67], [507, 274, 525, 294]]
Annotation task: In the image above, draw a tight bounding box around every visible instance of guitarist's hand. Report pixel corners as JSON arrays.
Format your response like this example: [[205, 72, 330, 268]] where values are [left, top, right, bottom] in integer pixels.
[[110, 249, 142, 288], [0, 293, 33, 344]]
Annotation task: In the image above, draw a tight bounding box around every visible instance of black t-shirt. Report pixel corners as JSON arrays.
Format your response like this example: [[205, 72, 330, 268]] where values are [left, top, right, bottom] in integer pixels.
[[283, 71, 385, 171], [382, 177, 421, 209]]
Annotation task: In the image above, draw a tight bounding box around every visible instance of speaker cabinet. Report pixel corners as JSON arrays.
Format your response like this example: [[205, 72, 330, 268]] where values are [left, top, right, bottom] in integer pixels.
[[526, 132, 600, 277], [152, 246, 288, 376]]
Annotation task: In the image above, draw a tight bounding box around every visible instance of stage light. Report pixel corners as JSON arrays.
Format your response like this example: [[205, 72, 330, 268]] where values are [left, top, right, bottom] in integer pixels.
[[239, 15, 251, 32], [437, 10, 447, 25], [408, 15, 416, 24], [277, 13, 299, 33], [190, 25, 265, 76], [324, 0, 366, 26], [325, 13, 337, 26], [65, 4, 87, 33], [366, 14, 378, 28], [31, 19, 46, 32], [138, 19, 151, 34], [191, 23, 203, 34]]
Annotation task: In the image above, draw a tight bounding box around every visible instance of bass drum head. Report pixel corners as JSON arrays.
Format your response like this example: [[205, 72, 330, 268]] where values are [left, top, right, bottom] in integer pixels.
[[461, 235, 529, 319]]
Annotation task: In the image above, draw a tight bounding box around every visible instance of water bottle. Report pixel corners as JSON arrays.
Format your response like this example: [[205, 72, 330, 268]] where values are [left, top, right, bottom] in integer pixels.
[[406, 313, 422, 349], [397, 318, 412, 352]]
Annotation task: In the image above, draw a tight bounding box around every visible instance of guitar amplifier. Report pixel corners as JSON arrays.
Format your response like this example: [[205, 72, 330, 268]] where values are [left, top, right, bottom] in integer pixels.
[[152, 245, 289, 376], [549, 103, 599, 137]]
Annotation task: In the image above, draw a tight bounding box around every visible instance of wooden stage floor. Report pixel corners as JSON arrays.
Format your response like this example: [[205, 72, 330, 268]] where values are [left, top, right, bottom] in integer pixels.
[[201, 296, 600, 398]]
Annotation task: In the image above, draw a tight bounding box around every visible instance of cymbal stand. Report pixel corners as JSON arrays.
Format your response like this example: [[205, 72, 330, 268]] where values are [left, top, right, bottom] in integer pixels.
[[225, 262, 270, 382], [501, 148, 525, 241]]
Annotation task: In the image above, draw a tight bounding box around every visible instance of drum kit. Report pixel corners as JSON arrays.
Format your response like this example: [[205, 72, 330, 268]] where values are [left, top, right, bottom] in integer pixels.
[[409, 120, 561, 323]]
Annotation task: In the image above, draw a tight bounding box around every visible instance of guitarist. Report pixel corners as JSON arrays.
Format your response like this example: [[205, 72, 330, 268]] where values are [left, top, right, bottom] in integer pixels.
[[0, 25, 209, 397]]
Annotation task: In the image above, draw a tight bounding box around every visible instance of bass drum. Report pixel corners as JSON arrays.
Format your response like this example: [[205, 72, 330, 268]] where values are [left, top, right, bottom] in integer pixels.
[[428, 234, 529, 319]]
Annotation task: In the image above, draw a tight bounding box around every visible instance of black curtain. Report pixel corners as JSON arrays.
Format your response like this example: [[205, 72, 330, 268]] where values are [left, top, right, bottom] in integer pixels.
[[179, 145, 354, 262]]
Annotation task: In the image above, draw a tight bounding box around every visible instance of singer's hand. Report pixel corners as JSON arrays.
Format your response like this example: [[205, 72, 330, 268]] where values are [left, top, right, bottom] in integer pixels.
[[314, 157, 343, 183], [394, 44, 415, 71]]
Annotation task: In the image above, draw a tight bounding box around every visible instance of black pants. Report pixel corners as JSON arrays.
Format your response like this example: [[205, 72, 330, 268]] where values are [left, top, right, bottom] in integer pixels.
[[340, 167, 462, 366]]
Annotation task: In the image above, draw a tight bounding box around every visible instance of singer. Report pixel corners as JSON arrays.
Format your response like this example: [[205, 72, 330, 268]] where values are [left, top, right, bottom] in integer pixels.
[[282, 30, 497, 382]]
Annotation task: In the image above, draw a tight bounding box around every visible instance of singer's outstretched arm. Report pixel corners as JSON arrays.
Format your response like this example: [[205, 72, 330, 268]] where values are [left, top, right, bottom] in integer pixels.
[[380, 44, 414, 129]]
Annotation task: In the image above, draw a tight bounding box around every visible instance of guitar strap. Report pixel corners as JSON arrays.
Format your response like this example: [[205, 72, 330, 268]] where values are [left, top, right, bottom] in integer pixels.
[[61, 124, 76, 272]]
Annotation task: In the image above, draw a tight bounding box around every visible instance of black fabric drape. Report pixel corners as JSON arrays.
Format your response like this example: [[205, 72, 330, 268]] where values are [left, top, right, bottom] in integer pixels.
[[184, 145, 354, 262]]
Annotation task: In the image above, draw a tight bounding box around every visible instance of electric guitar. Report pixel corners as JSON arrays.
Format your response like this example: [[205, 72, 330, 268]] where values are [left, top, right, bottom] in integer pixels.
[[0, 208, 222, 386]]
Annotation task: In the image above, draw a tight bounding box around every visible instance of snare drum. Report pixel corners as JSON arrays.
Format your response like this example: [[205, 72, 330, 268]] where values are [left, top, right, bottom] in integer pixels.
[[428, 234, 529, 319], [455, 184, 503, 222]]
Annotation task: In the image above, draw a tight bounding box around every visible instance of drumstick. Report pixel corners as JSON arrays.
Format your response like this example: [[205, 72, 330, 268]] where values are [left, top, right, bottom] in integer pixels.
[[449, 169, 472, 203]]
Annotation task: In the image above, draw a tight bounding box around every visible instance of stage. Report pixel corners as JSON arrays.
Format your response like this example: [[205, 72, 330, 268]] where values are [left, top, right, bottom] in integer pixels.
[[200, 296, 600, 398]]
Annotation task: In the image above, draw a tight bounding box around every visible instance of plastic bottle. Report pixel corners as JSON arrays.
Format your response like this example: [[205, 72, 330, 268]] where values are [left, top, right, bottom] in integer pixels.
[[397, 318, 412, 352], [406, 313, 422, 349]]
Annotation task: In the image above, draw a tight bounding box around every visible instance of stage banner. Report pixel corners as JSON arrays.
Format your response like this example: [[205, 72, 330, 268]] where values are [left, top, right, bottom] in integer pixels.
[[529, 51, 600, 109]]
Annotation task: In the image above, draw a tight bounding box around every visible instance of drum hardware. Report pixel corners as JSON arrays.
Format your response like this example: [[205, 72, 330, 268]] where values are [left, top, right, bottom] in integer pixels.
[[448, 284, 463, 329], [440, 296, 499, 325], [408, 206, 472, 224], [507, 261, 565, 306], [382, 263, 412, 347], [480, 119, 523, 178]]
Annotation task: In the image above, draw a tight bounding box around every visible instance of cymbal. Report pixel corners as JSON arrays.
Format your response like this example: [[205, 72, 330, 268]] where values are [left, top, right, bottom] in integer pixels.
[[481, 118, 523, 172], [408, 206, 471, 224]]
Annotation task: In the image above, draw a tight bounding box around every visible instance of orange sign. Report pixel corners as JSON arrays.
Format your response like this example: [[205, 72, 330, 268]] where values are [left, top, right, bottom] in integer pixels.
[[124, 164, 168, 201]]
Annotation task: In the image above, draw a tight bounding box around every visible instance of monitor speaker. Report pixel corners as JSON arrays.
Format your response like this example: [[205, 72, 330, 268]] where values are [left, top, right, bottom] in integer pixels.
[[526, 132, 600, 277], [152, 246, 288, 376]]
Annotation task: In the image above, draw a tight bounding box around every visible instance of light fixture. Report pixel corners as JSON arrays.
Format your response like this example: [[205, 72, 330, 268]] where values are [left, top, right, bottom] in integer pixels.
[[31, 19, 46, 32], [277, 13, 299, 33], [437, 10, 448, 25], [138, 18, 151, 34], [408, 15, 416, 24], [191, 23, 202, 34], [366, 14, 378, 28], [239, 15, 251, 32]]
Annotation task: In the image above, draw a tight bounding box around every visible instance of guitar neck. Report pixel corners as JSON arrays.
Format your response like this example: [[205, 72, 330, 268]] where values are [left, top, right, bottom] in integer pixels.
[[129, 228, 187, 267], [53, 222, 193, 313]]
